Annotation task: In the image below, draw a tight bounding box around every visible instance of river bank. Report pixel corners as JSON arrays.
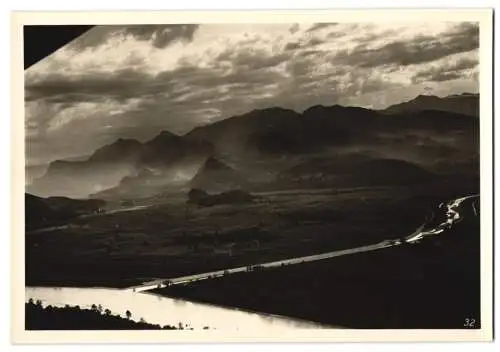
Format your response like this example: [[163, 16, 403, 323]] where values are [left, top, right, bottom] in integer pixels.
[[25, 302, 181, 330]]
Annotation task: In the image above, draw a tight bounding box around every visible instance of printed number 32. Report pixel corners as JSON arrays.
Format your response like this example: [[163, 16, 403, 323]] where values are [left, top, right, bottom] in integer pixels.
[[464, 318, 476, 328]]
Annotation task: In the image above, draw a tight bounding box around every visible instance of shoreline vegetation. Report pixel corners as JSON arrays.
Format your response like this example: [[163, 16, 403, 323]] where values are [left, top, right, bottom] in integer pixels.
[[25, 300, 201, 330]]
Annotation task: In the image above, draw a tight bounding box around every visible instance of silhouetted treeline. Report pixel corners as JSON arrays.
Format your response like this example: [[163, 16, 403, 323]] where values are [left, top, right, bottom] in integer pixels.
[[25, 301, 182, 330]]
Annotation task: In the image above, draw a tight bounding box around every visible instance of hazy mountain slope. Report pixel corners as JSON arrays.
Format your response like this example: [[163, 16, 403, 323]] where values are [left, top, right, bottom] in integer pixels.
[[190, 157, 247, 192], [25, 193, 105, 230], [184, 102, 477, 180], [138, 131, 213, 168], [28, 138, 143, 198], [29, 93, 479, 199], [29, 132, 213, 199], [185, 106, 380, 156], [185, 103, 477, 159]]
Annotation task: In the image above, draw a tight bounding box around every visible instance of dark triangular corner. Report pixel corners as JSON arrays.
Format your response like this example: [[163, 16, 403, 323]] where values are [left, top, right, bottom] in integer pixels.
[[24, 25, 94, 70]]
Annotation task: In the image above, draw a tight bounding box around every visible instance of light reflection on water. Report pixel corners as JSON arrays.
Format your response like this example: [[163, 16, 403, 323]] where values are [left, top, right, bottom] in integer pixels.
[[26, 286, 329, 331]]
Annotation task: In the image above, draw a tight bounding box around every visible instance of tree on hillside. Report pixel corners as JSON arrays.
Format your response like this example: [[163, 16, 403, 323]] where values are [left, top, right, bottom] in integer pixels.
[[126, 310, 132, 320]]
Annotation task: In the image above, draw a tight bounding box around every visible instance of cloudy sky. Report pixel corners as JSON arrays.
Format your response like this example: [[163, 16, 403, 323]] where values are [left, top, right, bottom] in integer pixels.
[[25, 22, 479, 166]]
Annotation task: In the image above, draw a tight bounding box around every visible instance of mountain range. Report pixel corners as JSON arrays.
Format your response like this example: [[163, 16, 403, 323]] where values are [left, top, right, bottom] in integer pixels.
[[27, 93, 479, 200], [381, 92, 479, 117]]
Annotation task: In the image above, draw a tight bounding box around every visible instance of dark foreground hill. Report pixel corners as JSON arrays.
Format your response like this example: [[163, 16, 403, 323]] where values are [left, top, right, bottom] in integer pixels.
[[25, 193, 105, 230], [278, 156, 435, 187]]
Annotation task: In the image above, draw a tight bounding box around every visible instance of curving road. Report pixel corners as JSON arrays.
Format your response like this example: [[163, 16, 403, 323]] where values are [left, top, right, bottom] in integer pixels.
[[128, 193, 479, 293], [405, 194, 478, 243]]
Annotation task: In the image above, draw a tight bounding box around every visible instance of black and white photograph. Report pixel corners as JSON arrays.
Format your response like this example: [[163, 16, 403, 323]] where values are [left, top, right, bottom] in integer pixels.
[[11, 9, 493, 343]]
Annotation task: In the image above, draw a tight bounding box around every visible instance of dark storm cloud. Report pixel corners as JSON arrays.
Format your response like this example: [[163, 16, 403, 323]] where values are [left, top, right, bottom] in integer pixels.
[[352, 29, 398, 44], [284, 42, 302, 51], [27, 43, 356, 155], [221, 68, 284, 85], [25, 69, 159, 103], [215, 47, 291, 70], [25, 62, 233, 107], [26, 35, 396, 143], [298, 50, 322, 58], [284, 37, 325, 51], [307, 37, 325, 46], [68, 24, 200, 51], [419, 71, 464, 82], [24, 64, 216, 140], [326, 31, 347, 39], [333, 22, 479, 68], [24, 51, 289, 145], [411, 57, 478, 83], [307, 23, 339, 32]]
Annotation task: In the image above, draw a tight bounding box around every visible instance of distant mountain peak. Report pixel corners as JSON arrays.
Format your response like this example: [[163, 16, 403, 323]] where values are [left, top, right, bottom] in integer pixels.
[[303, 104, 330, 113], [49, 159, 73, 167], [415, 94, 438, 100], [304, 103, 372, 112], [250, 107, 295, 114], [157, 130, 179, 138], [102, 138, 141, 148], [245, 107, 300, 120], [89, 138, 141, 158], [448, 92, 478, 98], [190, 156, 243, 192], [147, 130, 181, 145], [202, 156, 234, 172], [115, 138, 140, 146], [382, 92, 479, 117]]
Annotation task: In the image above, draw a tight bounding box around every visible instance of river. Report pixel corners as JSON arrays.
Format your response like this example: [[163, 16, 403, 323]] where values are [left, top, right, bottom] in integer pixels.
[[25, 286, 330, 331]]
